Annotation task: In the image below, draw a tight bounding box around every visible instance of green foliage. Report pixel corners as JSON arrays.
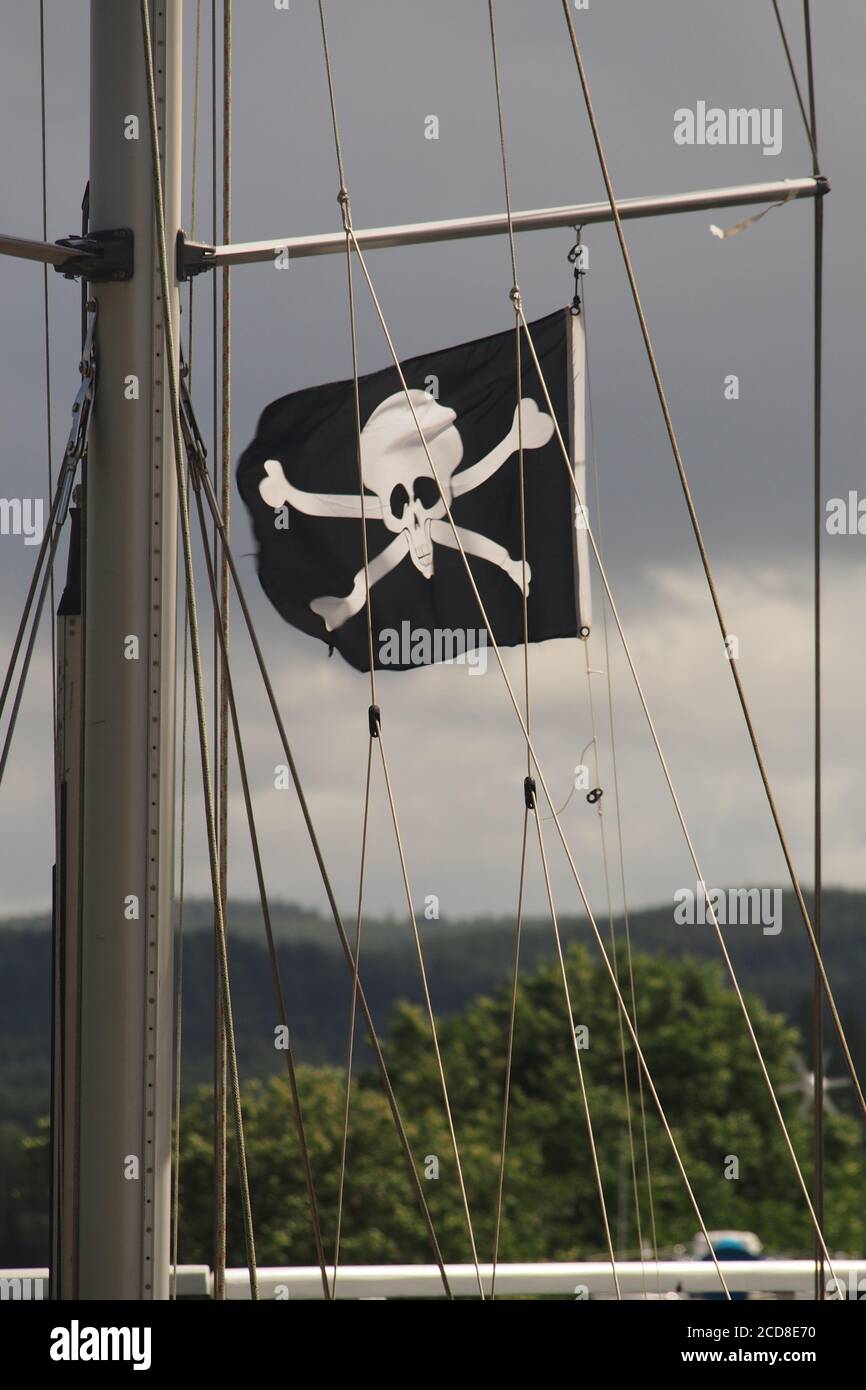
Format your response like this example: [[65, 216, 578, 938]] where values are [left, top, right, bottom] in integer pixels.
[[169, 946, 865, 1268], [4, 889, 866, 1131]]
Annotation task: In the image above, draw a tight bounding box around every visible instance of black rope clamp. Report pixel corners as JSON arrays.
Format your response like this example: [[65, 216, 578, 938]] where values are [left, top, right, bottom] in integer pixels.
[[524, 775, 537, 810], [337, 187, 352, 233], [368, 704, 382, 738], [586, 787, 603, 805], [567, 227, 585, 316]]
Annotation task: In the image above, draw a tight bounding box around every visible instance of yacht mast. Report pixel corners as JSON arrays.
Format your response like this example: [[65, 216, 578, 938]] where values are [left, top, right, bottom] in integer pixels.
[[52, 0, 182, 1300]]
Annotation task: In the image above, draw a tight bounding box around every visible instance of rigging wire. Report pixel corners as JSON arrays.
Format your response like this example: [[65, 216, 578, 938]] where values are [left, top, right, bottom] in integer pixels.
[[38, 1, 56, 750], [485, 0, 532, 1299], [214, 0, 233, 1303], [318, 0, 486, 1297], [800, 0, 826, 1305], [518, 305, 841, 1287], [556, 0, 865, 1128], [583, 285, 661, 1285], [377, 728, 487, 1297], [327, 117, 379, 1294], [0, 482, 73, 789], [191, 462, 454, 1295], [188, 0, 203, 366], [490, 808, 529, 1298], [170, 597, 189, 1301], [532, 792, 620, 1299], [343, 171, 846, 1282], [138, 0, 258, 1299], [770, 0, 819, 166], [330, 734, 374, 1298], [171, 0, 204, 1301], [186, 446, 332, 1298], [330, 194, 379, 1293], [485, 0, 620, 1296], [0, 304, 93, 789], [341, 230, 732, 1297], [145, 1, 840, 1290], [0, 455, 78, 740], [582, 635, 646, 1291]]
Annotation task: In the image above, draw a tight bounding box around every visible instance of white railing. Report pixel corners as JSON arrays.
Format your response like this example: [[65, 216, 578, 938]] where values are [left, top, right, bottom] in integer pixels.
[[4, 1261, 865, 1300]]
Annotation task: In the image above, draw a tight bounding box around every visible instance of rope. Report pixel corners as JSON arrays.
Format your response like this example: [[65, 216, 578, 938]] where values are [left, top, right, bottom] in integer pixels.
[[0, 483, 71, 789], [38, 0, 56, 749], [214, 0, 233, 1302], [521, 307, 844, 1287], [208, 7, 225, 1291], [485, 0, 619, 1292], [0, 447, 75, 741], [193, 464, 454, 1296], [138, 0, 258, 1299], [557, 0, 865, 1128], [208, 0, 227, 1300], [171, 0, 203, 1303], [347, 178, 844, 1284], [770, 0, 819, 168], [584, 288, 660, 1284], [331, 735, 374, 1298], [317, 0, 484, 1295], [582, 637, 645, 1290], [485, 0, 529, 1299], [343, 235, 731, 1297], [0, 338, 88, 789], [490, 807, 529, 1299], [187, 468, 331, 1298], [328, 200, 377, 1299], [170, 578, 189, 1302], [532, 796, 620, 1298], [187, 0, 202, 365], [800, 0, 826, 1303], [377, 729, 486, 1296], [328, 167, 379, 1302]]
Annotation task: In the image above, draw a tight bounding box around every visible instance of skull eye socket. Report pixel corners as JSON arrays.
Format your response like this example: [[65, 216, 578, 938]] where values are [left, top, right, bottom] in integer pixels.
[[389, 483, 410, 519], [413, 477, 441, 510]]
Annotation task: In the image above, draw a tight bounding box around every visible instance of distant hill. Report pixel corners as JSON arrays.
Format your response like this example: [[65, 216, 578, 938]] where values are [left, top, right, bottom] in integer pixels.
[[1, 889, 864, 1127]]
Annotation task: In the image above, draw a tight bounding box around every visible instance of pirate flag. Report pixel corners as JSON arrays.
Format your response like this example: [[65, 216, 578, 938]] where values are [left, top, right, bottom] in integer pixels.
[[237, 307, 591, 672]]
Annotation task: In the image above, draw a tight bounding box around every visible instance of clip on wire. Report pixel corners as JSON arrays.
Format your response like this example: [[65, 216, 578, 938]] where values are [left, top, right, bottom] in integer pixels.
[[567, 227, 585, 316]]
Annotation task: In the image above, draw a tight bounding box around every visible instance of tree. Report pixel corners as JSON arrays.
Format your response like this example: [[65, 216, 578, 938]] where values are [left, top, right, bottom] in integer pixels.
[[171, 946, 865, 1267]]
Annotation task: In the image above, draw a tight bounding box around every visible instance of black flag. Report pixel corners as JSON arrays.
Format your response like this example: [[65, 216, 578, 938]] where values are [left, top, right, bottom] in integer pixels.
[[237, 308, 590, 672]]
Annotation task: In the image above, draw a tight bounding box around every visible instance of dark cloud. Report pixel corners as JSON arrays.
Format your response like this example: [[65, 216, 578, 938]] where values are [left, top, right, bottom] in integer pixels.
[[2, 1, 864, 914]]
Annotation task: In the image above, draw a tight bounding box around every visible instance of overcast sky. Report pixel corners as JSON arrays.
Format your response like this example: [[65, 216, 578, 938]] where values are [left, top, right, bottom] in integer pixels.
[[2, 1, 865, 926]]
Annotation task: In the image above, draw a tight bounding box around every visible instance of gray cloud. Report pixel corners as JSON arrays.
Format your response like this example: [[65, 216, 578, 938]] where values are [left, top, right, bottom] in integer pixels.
[[2, 1, 865, 918]]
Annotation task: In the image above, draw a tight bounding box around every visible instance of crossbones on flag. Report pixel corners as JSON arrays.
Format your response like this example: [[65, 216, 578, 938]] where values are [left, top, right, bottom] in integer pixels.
[[237, 307, 591, 671]]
